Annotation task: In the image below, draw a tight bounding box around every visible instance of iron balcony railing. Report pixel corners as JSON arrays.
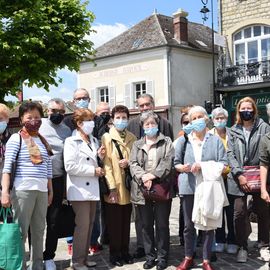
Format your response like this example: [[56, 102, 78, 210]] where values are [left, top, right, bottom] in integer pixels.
[[217, 60, 270, 88]]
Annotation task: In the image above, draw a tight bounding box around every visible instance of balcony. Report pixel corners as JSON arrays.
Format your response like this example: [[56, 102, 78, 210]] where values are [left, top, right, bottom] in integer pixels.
[[217, 60, 270, 89]]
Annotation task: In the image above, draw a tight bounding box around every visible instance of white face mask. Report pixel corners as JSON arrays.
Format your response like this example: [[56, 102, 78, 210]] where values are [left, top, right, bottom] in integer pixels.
[[81, 121, 95, 135]]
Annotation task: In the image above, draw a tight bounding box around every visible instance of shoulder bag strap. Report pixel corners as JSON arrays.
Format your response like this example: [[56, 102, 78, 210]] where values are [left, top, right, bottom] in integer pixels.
[[15, 133, 22, 161], [112, 139, 124, 160], [181, 134, 188, 163]]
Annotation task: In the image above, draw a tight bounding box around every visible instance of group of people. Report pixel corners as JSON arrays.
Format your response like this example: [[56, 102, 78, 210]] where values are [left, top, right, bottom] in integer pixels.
[[0, 90, 270, 270]]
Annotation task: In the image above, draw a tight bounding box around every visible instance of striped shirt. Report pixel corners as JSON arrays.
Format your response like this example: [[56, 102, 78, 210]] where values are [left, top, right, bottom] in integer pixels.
[[3, 133, 52, 191]]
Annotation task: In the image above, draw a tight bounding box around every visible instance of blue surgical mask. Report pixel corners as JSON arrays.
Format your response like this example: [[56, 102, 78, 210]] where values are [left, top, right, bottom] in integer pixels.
[[214, 120, 227, 129], [191, 118, 206, 132], [183, 124, 193, 135], [144, 126, 159, 137], [114, 119, 128, 131], [75, 99, 89, 109], [0, 121, 7, 134]]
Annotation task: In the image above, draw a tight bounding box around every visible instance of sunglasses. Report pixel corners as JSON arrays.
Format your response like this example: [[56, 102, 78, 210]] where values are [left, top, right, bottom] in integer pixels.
[[182, 121, 189, 125]]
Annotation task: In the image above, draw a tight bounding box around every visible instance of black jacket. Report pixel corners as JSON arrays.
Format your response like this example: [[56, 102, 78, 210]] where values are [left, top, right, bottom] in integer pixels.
[[227, 118, 270, 196]]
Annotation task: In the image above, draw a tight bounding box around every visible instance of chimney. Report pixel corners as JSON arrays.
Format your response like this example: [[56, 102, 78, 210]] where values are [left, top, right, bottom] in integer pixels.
[[173, 8, 189, 44]]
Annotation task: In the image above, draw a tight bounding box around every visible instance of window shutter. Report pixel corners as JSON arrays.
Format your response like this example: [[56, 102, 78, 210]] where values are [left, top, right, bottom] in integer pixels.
[[109, 86, 116, 108], [124, 84, 133, 109], [146, 81, 155, 98], [90, 88, 97, 112]]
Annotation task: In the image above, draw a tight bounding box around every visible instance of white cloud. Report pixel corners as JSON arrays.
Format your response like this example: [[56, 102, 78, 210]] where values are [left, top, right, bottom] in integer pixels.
[[89, 23, 129, 48]]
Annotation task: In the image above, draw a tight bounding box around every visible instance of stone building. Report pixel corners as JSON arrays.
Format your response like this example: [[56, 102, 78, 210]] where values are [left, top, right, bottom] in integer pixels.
[[79, 9, 217, 137], [217, 0, 270, 124]]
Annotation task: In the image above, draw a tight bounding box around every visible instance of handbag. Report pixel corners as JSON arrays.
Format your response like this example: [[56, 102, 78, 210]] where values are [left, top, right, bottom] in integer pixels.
[[99, 176, 110, 195], [56, 200, 75, 238], [243, 165, 261, 193], [0, 207, 23, 270], [140, 181, 170, 202], [97, 156, 110, 195], [112, 139, 132, 191]]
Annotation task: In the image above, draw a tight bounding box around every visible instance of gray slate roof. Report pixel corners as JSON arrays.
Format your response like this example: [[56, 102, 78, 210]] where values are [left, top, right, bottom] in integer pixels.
[[95, 13, 216, 59]]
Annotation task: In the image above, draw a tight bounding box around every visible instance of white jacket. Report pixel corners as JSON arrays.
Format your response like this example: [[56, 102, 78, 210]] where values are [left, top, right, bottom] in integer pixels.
[[64, 130, 100, 201], [192, 161, 229, 231]]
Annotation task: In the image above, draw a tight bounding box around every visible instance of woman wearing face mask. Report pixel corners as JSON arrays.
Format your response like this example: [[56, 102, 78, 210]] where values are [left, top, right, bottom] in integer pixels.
[[129, 111, 174, 270], [101, 105, 136, 266], [64, 108, 105, 270], [209, 107, 237, 255], [1, 101, 53, 270], [173, 105, 194, 247], [174, 106, 227, 270], [227, 97, 270, 263]]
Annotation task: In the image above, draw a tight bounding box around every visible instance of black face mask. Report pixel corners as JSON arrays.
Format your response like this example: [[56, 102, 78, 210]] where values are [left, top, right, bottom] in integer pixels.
[[49, 113, 64, 125], [239, 110, 254, 121], [100, 113, 111, 125]]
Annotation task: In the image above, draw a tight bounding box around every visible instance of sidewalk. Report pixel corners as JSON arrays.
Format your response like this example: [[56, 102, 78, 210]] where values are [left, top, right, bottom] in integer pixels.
[[49, 198, 268, 270]]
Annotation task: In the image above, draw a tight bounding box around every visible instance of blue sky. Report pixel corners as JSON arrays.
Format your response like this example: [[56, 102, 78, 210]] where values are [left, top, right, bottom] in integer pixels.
[[9, 0, 218, 102]]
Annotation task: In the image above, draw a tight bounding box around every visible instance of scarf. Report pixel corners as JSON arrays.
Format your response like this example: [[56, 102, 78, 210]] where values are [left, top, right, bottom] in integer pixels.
[[20, 128, 53, 164]]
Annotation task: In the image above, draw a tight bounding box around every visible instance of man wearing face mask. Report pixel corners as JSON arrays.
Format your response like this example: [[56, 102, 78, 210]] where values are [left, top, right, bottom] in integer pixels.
[[40, 98, 72, 270], [93, 102, 111, 143], [127, 94, 174, 259], [63, 88, 91, 131]]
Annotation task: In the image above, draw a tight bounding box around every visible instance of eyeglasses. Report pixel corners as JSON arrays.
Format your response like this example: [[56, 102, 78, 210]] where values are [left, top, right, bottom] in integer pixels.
[[100, 112, 110, 116], [74, 97, 90, 101], [50, 109, 65, 115]]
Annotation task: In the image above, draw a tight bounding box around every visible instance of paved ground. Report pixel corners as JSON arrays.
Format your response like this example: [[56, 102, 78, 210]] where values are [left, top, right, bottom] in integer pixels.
[[32, 198, 269, 270]]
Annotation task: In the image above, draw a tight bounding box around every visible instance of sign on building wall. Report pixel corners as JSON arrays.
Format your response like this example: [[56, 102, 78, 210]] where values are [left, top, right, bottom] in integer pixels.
[[232, 92, 270, 108]]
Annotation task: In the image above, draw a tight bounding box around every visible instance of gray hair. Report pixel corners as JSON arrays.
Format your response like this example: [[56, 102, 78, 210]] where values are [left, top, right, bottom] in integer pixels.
[[140, 111, 159, 126], [188, 106, 208, 122], [136, 93, 155, 107], [73, 88, 89, 98], [47, 98, 66, 109], [211, 107, 228, 119]]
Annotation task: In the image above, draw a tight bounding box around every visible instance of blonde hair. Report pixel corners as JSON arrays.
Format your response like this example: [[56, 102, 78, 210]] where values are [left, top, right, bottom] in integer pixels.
[[235, 97, 258, 125], [0, 103, 10, 119], [73, 108, 95, 129]]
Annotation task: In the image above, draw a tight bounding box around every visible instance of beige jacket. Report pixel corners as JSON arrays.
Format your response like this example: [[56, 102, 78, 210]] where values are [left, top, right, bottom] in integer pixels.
[[101, 126, 136, 205]]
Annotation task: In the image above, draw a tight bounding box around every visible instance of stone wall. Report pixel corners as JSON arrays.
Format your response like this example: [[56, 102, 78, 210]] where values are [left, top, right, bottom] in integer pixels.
[[221, 0, 270, 36]]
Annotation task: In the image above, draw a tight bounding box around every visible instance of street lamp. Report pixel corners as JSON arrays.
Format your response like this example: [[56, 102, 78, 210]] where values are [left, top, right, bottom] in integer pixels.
[[200, 0, 216, 107]]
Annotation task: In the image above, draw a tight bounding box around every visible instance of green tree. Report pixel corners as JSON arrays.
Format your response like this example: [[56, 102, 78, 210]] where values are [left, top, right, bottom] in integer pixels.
[[0, 0, 95, 102]]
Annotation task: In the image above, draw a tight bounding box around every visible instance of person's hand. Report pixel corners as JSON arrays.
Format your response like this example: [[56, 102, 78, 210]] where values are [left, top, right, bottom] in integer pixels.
[[98, 145, 106, 160], [48, 190, 53, 206], [142, 173, 156, 182], [95, 167, 104, 177], [1, 192, 11, 208], [178, 163, 191, 173], [238, 175, 250, 193], [191, 163, 201, 174], [261, 190, 270, 203], [119, 159, 129, 169], [108, 190, 119, 204], [143, 180, 152, 190]]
